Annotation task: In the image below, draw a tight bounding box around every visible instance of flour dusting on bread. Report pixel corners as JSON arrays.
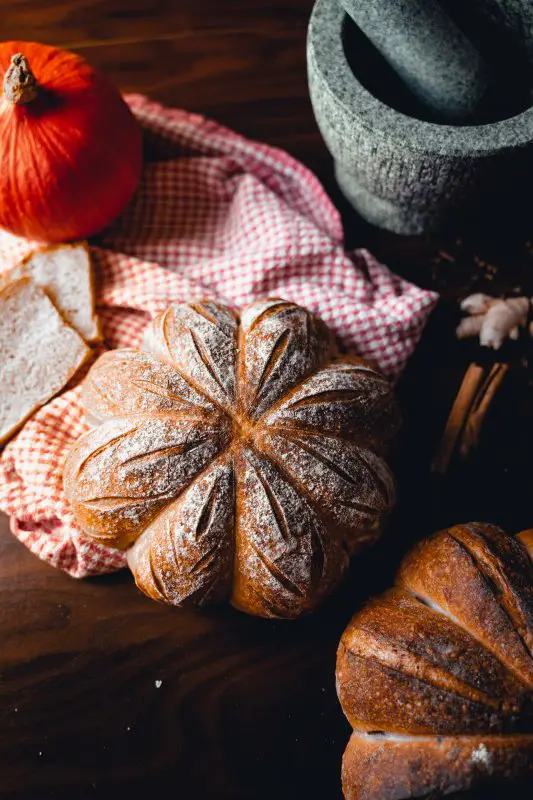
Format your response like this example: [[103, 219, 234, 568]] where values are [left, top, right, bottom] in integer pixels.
[[64, 299, 399, 618]]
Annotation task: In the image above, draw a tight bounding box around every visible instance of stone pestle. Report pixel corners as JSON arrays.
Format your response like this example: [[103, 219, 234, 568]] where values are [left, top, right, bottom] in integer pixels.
[[338, 0, 491, 123]]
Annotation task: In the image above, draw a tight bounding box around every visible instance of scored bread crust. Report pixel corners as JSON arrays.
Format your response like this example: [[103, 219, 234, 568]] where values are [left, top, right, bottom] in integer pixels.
[[337, 523, 533, 799], [342, 731, 533, 800], [63, 298, 400, 618]]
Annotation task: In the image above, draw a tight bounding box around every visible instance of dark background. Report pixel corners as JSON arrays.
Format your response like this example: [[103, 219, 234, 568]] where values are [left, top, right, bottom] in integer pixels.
[[1, 2, 532, 798]]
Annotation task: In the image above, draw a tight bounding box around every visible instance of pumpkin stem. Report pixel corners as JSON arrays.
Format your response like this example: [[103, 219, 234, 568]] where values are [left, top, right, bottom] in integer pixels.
[[3, 53, 38, 105]]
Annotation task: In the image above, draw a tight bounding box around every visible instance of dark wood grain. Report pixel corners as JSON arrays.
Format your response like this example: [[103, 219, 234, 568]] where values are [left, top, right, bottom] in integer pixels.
[[1, 506, 385, 800], [0, 1, 328, 178], [1, 2, 532, 799], [0, 3, 342, 798]]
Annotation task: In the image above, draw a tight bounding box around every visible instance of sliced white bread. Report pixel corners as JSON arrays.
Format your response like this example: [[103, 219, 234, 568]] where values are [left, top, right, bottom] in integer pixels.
[[0, 242, 101, 342], [0, 278, 91, 445]]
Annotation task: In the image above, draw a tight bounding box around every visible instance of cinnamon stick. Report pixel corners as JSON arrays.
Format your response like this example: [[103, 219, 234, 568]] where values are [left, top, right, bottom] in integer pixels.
[[459, 362, 508, 457], [432, 361, 508, 476]]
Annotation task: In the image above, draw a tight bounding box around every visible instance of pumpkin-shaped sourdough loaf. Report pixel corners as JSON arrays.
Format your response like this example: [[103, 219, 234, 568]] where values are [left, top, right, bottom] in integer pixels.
[[63, 299, 399, 618], [337, 524, 533, 800]]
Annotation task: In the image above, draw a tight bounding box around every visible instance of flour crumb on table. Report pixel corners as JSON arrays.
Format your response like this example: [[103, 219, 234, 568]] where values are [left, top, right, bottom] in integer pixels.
[[471, 743, 491, 768]]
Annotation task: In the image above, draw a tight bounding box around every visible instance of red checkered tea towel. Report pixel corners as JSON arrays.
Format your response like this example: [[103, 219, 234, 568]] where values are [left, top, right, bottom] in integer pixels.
[[0, 94, 438, 578]]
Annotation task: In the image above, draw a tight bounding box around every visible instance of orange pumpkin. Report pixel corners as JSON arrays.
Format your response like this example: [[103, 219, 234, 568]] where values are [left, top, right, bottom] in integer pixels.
[[0, 41, 142, 243]]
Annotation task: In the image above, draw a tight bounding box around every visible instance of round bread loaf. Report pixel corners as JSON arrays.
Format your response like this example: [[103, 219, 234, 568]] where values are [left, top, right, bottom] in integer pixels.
[[63, 299, 399, 618], [337, 523, 533, 798]]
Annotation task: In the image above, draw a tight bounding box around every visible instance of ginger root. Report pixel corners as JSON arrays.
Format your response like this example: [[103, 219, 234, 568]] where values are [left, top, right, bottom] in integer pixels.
[[456, 293, 530, 350]]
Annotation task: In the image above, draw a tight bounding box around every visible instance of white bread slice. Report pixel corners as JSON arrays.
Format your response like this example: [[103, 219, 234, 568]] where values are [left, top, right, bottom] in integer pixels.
[[0, 243, 101, 343], [0, 278, 91, 445]]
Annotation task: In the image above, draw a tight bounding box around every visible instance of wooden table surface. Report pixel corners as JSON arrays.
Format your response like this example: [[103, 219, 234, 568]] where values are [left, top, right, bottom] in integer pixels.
[[1, 2, 533, 799]]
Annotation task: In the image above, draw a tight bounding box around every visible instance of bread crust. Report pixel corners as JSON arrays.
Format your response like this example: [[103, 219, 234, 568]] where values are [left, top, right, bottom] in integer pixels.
[[337, 523, 533, 798], [342, 731, 533, 800], [64, 298, 399, 618]]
